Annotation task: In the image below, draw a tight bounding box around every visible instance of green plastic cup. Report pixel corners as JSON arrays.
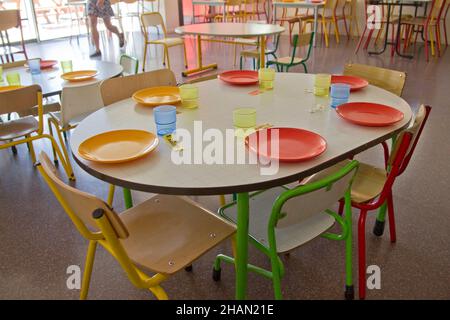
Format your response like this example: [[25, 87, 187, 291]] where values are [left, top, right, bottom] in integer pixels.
[[6, 72, 21, 86], [61, 60, 73, 73], [179, 84, 199, 109]]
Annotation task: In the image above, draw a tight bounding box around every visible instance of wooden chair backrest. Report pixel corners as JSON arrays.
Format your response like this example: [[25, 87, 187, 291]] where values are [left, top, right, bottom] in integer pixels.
[[0, 10, 20, 31], [0, 84, 40, 115]]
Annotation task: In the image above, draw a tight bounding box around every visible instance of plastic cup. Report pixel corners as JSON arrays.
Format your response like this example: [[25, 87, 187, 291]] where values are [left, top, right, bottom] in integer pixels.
[[0, 66, 3, 82], [6, 72, 21, 86], [258, 68, 275, 90], [314, 73, 331, 96], [330, 83, 351, 108], [179, 84, 199, 109], [153, 105, 177, 135], [233, 108, 257, 128], [28, 58, 41, 75], [61, 60, 73, 73]]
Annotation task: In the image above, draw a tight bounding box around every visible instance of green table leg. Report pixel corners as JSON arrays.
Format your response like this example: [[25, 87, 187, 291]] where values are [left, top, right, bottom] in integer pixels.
[[235, 192, 249, 300], [123, 188, 133, 209]]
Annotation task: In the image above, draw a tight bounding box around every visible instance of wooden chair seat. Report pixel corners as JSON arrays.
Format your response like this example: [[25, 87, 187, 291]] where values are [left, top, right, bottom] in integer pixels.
[[240, 49, 260, 58], [149, 37, 184, 47], [0, 116, 38, 140], [402, 16, 438, 26], [221, 186, 336, 253], [120, 194, 236, 274]]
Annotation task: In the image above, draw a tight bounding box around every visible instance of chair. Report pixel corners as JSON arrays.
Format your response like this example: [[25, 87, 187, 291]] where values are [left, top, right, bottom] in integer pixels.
[[47, 83, 104, 168], [402, 0, 446, 61], [100, 69, 177, 106], [120, 54, 139, 75], [266, 32, 314, 73], [344, 0, 359, 38], [278, 7, 308, 44], [140, 12, 188, 72], [239, 34, 280, 70], [0, 85, 74, 179], [214, 0, 245, 22], [0, 9, 28, 63], [441, 1, 449, 46], [343, 63, 406, 97], [100, 69, 177, 207], [214, 160, 360, 300], [37, 151, 236, 300], [303, 0, 348, 47], [336, 105, 431, 299]]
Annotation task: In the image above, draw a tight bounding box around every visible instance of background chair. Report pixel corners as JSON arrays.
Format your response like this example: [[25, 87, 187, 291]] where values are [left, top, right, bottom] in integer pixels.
[[0, 85, 73, 179], [38, 151, 236, 300], [120, 54, 139, 75], [266, 32, 313, 73], [239, 34, 280, 70], [0, 9, 28, 63], [100, 69, 177, 208], [214, 160, 359, 300], [343, 63, 406, 96], [140, 12, 188, 71], [47, 82, 104, 167]]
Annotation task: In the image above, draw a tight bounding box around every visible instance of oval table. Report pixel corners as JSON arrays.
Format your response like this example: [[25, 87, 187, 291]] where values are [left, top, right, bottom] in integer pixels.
[[70, 73, 412, 299], [1, 60, 123, 98], [175, 23, 285, 77]]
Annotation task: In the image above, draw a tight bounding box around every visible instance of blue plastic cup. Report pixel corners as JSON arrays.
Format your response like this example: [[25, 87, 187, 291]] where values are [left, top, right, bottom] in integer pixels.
[[28, 58, 41, 75], [330, 83, 351, 108], [153, 105, 176, 135]]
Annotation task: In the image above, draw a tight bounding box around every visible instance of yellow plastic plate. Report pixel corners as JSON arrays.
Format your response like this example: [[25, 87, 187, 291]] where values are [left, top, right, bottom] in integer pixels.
[[78, 129, 159, 164], [61, 70, 98, 82], [0, 85, 24, 92], [132, 86, 181, 107]]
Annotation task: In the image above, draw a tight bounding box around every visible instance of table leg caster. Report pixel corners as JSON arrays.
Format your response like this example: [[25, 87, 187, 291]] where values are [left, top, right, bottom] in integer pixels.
[[345, 285, 354, 300], [11, 146, 17, 155], [184, 265, 193, 272]]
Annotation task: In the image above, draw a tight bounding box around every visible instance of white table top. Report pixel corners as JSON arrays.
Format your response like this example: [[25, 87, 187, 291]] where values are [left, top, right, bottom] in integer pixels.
[[175, 23, 285, 37], [70, 73, 412, 195], [272, 1, 325, 8], [0, 60, 123, 98]]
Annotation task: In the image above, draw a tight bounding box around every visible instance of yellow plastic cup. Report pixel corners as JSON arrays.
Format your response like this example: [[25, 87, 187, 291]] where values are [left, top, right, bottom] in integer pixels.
[[179, 84, 199, 109], [314, 73, 331, 96], [6, 72, 21, 86], [61, 60, 73, 73], [233, 108, 257, 128], [258, 68, 275, 90]]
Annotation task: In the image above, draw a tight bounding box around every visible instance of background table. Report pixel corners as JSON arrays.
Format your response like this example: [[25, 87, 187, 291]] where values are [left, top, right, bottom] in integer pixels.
[[175, 22, 285, 76], [272, 1, 325, 47], [192, 0, 227, 23], [71, 73, 412, 299], [1, 60, 123, 98]]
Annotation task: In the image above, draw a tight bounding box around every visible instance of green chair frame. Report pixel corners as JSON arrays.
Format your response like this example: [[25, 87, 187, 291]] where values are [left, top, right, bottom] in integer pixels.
[[213, 160, 359, 300], [239, 34, 281, 70], [266, 32, 314, 73]]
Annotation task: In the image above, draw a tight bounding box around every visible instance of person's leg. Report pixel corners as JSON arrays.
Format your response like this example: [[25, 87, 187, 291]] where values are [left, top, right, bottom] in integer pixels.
[[89, 15, 100, 53], [103, 17, 124, 47]]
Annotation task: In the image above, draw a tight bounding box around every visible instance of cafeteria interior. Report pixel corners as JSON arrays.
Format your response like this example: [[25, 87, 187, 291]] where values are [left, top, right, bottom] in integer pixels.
[[0, 0, 449, 301]]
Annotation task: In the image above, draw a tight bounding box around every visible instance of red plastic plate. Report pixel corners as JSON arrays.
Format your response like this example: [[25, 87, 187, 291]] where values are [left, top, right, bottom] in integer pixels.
[[218, 70, 259, 85], [245, 127, 327, 162], [336, 102, 404, 127], [40, 60, 58, 69], [331, 75, 369, 91]]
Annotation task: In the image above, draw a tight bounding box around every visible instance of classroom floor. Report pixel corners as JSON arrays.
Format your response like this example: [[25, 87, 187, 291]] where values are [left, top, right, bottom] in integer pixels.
[[0, 29, 449, 299]]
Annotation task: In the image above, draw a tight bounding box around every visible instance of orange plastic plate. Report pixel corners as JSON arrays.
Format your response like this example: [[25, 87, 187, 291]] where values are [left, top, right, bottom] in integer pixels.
[[61, 70, 98, 82], [336, 102, 404, 127], [331, 75, 369, 91], [78, 129, 159, 163], [246, 127, 327, 162], [132, 86, 181, 107]]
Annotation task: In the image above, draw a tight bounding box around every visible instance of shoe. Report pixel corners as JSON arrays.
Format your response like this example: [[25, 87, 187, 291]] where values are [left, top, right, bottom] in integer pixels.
[[119, 33, 125, 48], [90, 50, 101, 58]]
